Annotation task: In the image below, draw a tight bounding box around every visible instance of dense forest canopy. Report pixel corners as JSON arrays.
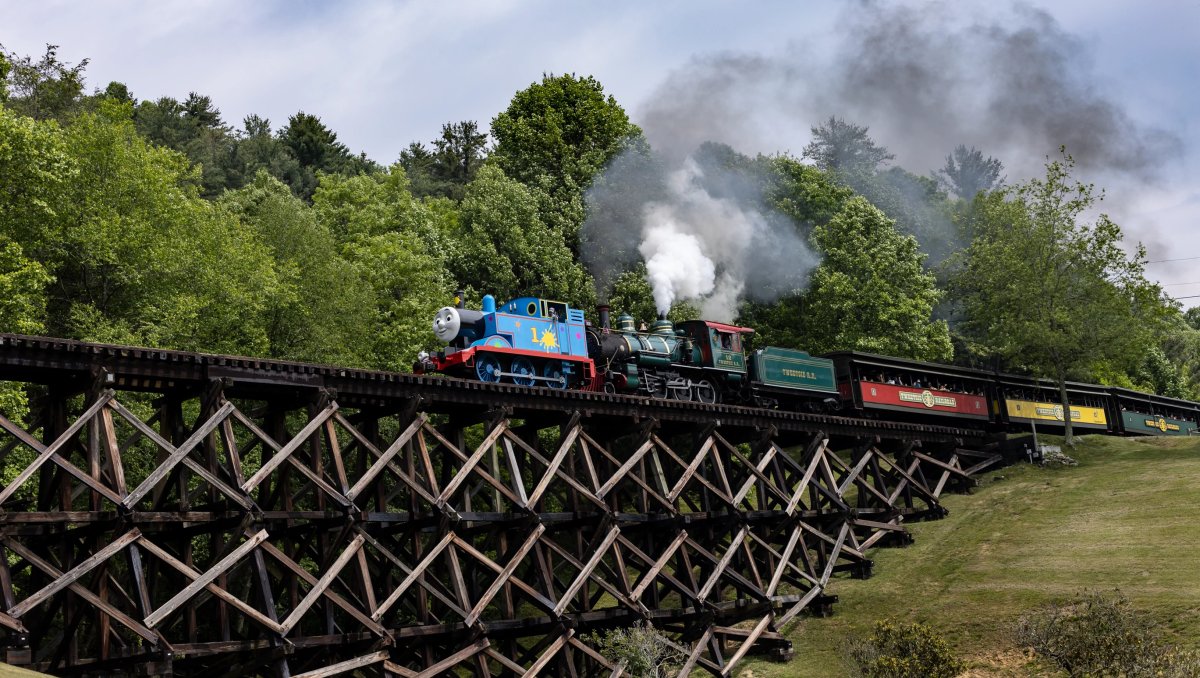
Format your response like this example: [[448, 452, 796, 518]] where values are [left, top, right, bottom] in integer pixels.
[[1, 42, 1196, 412]]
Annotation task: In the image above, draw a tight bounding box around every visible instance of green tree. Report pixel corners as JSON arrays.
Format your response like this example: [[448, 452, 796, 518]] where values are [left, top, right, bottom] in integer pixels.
[[454, 165, 593, 307], [134, 93, 241, 197], [1184, 306, 1200, 331], [952, 151, 1165, 444], [491, 73, 641, 250], [799, 196, 952, 360], [763, 154, 855, 229], [802, 116, 894, 176], [279, 111, 375, 199], [727, 154, 854, 351], [803, 119, 961, 265], [0, 239, 50, 335], [32, 100, 283, 354], [936, 144, 1004, 200], [236, 114, 303, 189], [848, 620, 964, 678], [397, 141, 439, 198], [858, 167, 960, 266], [1152, 312, 1200, 400], [100, 81, 134, 105], [311, 166, 456, 369], [341, 232, 451, 371], [398, 121, 489, 201], [312, 164, 455, 246], [219, 171, 375, 365], [1017, 591, 1200, 677], [431, 120, 487, 198], [0, 43, 89, 123], [0, 104, 74, 251], [587, 623, 683, 678], [0, 239, 50, 419], [0, 52, 11, 103]]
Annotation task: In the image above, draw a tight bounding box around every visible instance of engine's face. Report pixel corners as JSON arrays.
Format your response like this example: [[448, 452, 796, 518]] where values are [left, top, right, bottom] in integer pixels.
[[432, 307, 463, 344]]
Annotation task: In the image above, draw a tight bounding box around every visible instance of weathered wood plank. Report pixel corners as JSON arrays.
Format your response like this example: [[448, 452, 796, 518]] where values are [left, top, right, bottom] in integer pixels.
[[292, 650, 388, 678], [144, 529, 267, 628], [9, 528, 139, 618]]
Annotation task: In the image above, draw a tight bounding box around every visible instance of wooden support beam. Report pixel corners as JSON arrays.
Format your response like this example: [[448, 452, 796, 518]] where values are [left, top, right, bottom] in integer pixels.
[[135, 536, 285, 635], [719, 614, 772, 676], [553, 527, 620, 616], [8, 529, 139, 618], [279, 534, 365, 633], [371, 532, 456, 623], [464, 524, 546, 627], [436, 420, 508, 506], [3, 538, 157, 644], [346, 414, 428, 501], [145, 530, 267, 628], [242, 403, 339, 492], [292, 650, 389, 678]]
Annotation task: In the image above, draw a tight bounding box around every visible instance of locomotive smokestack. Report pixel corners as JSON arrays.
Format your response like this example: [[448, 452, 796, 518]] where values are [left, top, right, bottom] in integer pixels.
[[658, 312, 668, 321], [597, 304, 611, 331], [454, 289, 465, 309]]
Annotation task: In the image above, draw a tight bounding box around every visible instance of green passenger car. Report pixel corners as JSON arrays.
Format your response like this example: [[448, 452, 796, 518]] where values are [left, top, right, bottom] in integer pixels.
[[1118, 411, 1198, 436], [1109, 387, 1200, 437]]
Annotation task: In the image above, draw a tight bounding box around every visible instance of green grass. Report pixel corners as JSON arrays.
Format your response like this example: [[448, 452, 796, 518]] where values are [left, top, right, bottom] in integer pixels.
[[740, 434, 1200, 677]]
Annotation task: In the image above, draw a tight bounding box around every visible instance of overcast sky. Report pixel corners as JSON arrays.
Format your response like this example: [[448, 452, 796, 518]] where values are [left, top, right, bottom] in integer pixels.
[[3, 0, 1197, 305]]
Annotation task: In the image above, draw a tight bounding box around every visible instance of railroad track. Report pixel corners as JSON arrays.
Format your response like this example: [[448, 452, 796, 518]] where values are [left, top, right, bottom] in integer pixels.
[[0, 334, 984, 444]]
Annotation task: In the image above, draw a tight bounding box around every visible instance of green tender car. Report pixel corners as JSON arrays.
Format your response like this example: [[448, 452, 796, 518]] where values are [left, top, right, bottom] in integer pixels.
[[748, 346, 839, 408]]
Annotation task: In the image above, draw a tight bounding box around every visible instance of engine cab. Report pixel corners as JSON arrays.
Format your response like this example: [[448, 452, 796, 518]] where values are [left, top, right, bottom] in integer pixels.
[[677, 320, 752, 372]]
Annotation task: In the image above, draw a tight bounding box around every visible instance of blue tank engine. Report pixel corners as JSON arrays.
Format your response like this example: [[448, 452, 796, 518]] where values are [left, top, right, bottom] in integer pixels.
[[416, 293, 596, 389]]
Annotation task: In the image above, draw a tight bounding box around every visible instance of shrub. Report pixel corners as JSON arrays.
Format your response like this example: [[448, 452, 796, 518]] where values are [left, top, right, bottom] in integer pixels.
[[586, 622, 683, 678], [1016, 590, 1200, 677], [847, 619, 965, 678]]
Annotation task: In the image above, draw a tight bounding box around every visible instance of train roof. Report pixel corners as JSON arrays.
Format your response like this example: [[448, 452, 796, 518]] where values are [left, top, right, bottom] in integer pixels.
[[821, 351, 996, 381], [1108, 386, 1200, 411], [992, 373, 1112, 396], [696, 321, 755, 334], [821, 351, 1144, 399]]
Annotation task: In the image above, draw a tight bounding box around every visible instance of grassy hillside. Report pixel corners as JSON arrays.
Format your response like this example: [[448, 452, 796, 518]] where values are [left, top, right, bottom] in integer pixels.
[[741, 434, 1200, 677]]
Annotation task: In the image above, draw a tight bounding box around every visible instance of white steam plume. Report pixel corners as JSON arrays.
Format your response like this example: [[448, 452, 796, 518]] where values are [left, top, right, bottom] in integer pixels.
[[639, 219, 715, 314], [634, 158, 819, 321]]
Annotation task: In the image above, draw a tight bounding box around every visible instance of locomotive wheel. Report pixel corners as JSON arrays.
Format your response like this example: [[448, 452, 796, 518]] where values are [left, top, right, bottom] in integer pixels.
[[510, 357, 536, 386], [475, 354, 503, 382], [670, 383, 693, 401], [694, 380, 718, 404], [650, 378, 668, 399], [542, 362, 567, 389]]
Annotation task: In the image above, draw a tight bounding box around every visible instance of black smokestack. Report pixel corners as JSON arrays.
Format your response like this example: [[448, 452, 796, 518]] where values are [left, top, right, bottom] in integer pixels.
[[597, 304, 611, 331]]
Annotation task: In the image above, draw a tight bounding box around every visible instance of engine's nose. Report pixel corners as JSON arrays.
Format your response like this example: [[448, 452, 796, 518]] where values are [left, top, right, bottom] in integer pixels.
[[432, 306, 462, 344]]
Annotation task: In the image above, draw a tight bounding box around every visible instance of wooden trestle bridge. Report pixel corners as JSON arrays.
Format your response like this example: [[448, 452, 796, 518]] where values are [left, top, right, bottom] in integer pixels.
[[0, 334, 1002, 677]]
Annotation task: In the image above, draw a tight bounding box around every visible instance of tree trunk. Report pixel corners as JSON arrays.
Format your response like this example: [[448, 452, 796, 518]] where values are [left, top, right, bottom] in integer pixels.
[[1058, 378, 1074, 447]]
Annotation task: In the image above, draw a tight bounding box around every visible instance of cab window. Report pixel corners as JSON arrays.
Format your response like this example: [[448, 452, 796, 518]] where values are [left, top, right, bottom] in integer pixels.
[[716, 331, 740, 352]]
